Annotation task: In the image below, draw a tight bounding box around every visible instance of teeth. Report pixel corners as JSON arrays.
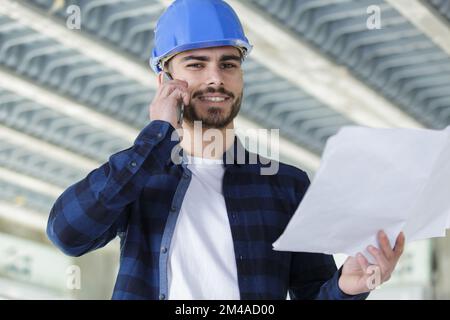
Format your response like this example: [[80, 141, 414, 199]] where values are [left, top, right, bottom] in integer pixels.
[[200, 97, 227, 102]]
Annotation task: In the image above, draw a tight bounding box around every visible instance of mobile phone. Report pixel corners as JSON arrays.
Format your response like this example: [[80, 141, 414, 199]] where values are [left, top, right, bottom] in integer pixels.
[[163, 72, 184, 126]]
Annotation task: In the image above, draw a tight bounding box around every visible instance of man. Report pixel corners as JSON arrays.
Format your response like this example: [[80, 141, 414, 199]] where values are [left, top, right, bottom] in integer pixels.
[[47, 0, 404, 300]]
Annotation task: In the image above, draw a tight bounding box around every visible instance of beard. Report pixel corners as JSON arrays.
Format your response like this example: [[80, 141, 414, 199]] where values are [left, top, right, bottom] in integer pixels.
[[184, 87, 243, 129]]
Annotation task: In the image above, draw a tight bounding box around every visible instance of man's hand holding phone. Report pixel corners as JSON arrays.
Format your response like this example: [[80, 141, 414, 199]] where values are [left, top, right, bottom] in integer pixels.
[[149, 72, 189, 129]]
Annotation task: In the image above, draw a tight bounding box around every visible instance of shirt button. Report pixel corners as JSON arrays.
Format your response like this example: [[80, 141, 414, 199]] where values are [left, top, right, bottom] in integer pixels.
[[159, 293, 165, 300], [239, 255, 244, 260], [231, 214, 236, 219], [129, 161, 137, 167], [157, 133, 162, 138], [161, 247, 167, 254]]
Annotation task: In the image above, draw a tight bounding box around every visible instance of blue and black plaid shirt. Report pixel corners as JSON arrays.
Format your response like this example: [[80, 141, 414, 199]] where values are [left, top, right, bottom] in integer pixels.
[[47, 120, 369, 300]]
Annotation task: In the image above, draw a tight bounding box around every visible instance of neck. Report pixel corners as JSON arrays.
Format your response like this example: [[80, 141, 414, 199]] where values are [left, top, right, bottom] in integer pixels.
[[180, 121, 235, 159]]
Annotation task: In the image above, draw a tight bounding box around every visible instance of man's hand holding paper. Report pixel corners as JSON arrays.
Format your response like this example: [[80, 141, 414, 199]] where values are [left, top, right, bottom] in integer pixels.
[[273, 126, 450, 294]]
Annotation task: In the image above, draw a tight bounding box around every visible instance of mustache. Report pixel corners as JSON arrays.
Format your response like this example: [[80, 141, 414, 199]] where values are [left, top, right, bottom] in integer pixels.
[[192, 87, 235, 99]]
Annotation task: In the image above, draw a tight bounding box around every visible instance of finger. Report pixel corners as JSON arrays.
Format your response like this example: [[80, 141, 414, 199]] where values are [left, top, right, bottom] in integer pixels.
[[159, 83, 173, 97], [377, 230, 394, 260], [182, 91, 190, 106], [163, 78, 188, 87], [161, 83, 188, 97], [356, 252, 370, 273], [172, 79, 188, 88], [169, 88, 190, 107], [367, 245, 389, 275], [160, 80, 188, 94], [170, 87, 190, 106], [178, 89, 190, 106], [393, 231, 405, 259]]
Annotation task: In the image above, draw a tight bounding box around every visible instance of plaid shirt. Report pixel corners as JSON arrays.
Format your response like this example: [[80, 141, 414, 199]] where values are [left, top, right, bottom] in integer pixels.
[[47, 120, 369, 300]]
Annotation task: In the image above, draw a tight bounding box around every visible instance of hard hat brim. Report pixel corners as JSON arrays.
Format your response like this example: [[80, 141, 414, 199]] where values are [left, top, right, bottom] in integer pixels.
[[150, 39, 253, 74]]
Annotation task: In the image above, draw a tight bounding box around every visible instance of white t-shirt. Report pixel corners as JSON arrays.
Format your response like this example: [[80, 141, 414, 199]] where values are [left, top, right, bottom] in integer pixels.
[[167, 155, 240, 299]]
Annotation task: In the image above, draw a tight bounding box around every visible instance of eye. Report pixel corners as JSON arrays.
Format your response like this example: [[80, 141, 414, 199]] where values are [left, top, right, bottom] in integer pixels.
[[221, 63, 237, 69], [186, 63, 204, 69]]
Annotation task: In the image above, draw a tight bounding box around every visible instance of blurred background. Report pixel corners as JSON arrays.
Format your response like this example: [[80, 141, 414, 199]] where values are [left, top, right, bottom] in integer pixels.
[[0, 0, 449, 299]]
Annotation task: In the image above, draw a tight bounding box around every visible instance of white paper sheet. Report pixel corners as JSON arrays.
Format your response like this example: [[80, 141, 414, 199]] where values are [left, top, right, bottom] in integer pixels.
[[272, 126, 450, 261]]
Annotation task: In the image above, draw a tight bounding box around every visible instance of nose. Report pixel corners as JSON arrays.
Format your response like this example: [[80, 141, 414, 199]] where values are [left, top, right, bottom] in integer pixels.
[[206, 66, 225, 87]]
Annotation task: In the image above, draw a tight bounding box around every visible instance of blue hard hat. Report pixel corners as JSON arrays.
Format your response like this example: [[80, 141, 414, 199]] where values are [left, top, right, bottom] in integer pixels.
[[150, 0, 253, 74]]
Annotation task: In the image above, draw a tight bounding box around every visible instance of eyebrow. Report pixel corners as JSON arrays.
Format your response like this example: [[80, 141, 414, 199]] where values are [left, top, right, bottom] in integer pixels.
[[181, 54, 242, 63]]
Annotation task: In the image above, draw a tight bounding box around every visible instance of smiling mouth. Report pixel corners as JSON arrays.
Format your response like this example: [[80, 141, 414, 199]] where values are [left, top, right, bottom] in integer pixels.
[[198, 96, 231, 102]]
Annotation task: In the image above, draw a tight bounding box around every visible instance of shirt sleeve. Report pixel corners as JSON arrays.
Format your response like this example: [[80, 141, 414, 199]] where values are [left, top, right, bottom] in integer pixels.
[[46, 120, 179, 257], [288, 252, 370, 300]]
